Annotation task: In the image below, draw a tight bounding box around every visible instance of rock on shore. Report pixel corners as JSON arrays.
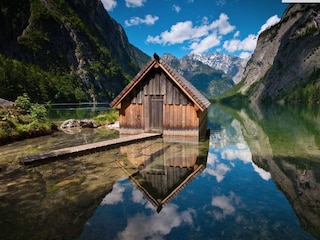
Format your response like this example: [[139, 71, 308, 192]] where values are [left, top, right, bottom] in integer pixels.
[[60, 119, 99, 129]]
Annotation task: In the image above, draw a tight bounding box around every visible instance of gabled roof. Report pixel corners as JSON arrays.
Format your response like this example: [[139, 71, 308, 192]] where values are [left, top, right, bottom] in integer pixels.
[[126, 163, 206, 213], [109, 53, 211, 111]]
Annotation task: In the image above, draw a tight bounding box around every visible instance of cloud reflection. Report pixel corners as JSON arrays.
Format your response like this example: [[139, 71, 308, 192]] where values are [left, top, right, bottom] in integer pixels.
[[220, 143, 252, 163], [132, 188, 147, 205], [252, 163, 271, 181], [205, 151, 231, 182], [211, 192, 241, 221], [101, 182, 125, 205], [207, 134, 271, 182], [117, 203, 195, 240]]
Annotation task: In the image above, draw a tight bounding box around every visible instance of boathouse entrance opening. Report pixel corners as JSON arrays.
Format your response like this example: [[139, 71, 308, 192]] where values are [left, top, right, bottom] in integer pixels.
[[145, 95, 163, 133]]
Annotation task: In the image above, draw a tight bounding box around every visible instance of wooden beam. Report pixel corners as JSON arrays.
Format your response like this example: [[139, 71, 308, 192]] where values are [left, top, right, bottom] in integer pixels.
[[19, 133, 162, 166]]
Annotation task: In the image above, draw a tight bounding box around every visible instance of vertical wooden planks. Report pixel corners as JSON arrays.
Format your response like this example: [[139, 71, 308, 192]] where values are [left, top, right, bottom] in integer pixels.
[[118, 66, 207, 138]]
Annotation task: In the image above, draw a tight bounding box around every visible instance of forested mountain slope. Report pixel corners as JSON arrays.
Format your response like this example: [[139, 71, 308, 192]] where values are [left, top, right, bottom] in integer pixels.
[[0, 0, 149, 103]]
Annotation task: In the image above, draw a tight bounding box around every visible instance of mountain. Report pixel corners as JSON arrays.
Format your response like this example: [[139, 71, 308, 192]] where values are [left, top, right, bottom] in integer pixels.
[[0, 0, 149, 103], [233, 4, 320, 104], [162, 53, 234, 98], [188, 52, 248, 84]]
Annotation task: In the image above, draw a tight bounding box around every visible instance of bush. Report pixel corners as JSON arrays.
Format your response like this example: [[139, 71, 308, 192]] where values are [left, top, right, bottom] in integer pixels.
[[0, 94, 55, 145], [31, 103, 47, 122], [15, 93, 32, 112]]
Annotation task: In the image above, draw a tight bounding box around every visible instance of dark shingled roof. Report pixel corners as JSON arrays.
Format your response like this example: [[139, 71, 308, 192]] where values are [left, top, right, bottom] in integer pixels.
[[110, 53, 211, 111]]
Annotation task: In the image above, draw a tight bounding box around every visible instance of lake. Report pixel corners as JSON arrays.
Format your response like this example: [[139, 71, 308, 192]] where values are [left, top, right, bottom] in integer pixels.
[[0, 103, 319, 240]]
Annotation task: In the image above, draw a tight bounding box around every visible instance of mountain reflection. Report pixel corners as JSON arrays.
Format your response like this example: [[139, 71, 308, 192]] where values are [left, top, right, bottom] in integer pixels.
[[206, 118, 271, 183], [234, 103, 320, 239]]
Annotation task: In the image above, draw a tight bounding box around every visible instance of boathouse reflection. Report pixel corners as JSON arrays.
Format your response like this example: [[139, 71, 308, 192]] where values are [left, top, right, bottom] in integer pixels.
[[117, 137, 208, 212]]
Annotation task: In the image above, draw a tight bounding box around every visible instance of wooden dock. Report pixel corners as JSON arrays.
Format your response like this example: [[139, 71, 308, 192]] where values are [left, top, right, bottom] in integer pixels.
[[19, 133, 162, 166]]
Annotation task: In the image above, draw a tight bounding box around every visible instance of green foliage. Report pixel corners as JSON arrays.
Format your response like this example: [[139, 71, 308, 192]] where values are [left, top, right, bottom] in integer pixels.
[[0, 54, 89, 103], [31, 104, 47, 122], [219, 93, 249, 110], [93, 109, 119, 125], [18, 0, 51, 51], [0, 94, 55, 145], [190, 70, 234, 98], [1, 0, 136, 103], [215, 76, 247, 101], [306, 26, 319, 36], [284, 68, 320, 104], [15, 93, 32, 112]]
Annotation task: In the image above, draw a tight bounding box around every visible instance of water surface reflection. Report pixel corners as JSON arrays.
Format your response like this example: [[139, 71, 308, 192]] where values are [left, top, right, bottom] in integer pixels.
[[237, 103, 320, 239], [0, 104, 319, 239], [78, 105, 317, 239]]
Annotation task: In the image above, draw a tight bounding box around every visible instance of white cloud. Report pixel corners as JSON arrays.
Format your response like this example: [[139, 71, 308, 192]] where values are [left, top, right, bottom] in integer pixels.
[[146, 11, 279, 57], [147, 13, 234, 54], [101, 0, 117, 11], [211, 192, 240, 220], [132, 188, 147, 204], [233, 30, 240, 38], [101, 182, 124, 205], [205, 162, 231, 182], [204, 151, 231, 182], [190, 34, 221, 54], [258, 15, 281, 35], [173, 4, 181, 13], [211, 195, 235, 215], [223, 34, 257, 53], [125, 0, 146, 8], [239, 51, 252, 59], [210, 13, 235, 35], [117, 203, 195, 239], [220, 144, 252, 164], [147, 21, 201, 45], [222, 14, 280, 57], [125, 14, 159, 27], [252, 163, 271, 181]]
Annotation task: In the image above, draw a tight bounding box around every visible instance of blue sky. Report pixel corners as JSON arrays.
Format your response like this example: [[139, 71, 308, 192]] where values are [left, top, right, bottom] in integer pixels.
[[101, 0, 289, 59]]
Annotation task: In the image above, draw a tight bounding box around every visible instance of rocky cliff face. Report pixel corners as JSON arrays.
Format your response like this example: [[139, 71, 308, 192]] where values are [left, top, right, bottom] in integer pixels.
[[188, 52, 247, 84], [239, 4, 320, 103], [0, 0, 149, 102], [162, 53, 234, 98]]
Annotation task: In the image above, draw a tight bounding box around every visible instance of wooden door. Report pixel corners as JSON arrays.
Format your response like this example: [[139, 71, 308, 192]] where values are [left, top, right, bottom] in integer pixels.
[[145, 95, 163, 133]]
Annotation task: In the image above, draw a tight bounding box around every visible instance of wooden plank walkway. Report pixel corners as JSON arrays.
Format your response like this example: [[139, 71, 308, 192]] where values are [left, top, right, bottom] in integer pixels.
[[19, 133, 162, 166]]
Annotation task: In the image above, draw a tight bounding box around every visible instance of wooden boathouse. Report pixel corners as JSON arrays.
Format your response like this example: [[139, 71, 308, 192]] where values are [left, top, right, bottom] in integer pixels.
[[110, 53, 211, 140]]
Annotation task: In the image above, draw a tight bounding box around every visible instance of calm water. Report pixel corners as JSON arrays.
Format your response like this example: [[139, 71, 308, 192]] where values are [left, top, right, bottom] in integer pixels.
[[0, 103, 319, 240], [47, 102, 111, 123]]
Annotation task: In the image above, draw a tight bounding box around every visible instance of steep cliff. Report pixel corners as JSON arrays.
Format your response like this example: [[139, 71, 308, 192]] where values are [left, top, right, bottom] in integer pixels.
[[237, 4, 320, 103], [0, 0, 149, 102]]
